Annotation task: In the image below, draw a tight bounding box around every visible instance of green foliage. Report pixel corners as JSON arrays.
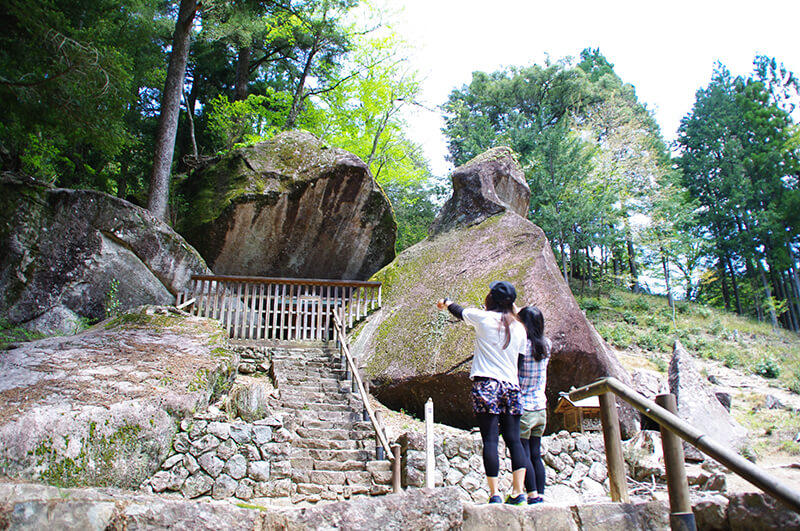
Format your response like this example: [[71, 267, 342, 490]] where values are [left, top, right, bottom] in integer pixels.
[[104, 278, 121, 319], [754, 356, 781, 379], [598, 323, 634, 349], [0, 317, 46, 349], [648, 354, 668, 373], [206, 92, 291, 152]]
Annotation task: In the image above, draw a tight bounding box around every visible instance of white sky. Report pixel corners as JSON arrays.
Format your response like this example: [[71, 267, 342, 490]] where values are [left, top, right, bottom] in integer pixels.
[[383, 0, 800, 178]]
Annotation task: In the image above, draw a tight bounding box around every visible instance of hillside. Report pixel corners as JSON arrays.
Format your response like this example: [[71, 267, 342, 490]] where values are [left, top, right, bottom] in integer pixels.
[[574, 285, 800, 464]]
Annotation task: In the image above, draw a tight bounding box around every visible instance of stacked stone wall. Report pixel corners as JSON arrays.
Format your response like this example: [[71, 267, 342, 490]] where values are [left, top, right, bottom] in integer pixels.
[[399, 429, 610, 502]]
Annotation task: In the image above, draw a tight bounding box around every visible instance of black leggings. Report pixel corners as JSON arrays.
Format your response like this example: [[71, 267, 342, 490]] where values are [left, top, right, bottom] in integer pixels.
[[476, 413, 529, 477], [521, 436, 546, 494]]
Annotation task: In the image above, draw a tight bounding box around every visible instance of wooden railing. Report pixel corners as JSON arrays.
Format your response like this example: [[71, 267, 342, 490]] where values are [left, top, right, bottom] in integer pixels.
[[568, 377, 800, 530], [176, 275, 381, 341], [332, 309, 401, 493]]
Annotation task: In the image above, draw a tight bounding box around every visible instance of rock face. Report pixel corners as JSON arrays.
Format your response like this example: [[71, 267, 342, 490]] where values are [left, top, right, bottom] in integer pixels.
[[0, 174, 210, 335], [0, 306, 237, 488], [429, 147, 530, 236], [355, 148, 637, 435], [669, 341, 748, 452], [180, 130, 396, 280]]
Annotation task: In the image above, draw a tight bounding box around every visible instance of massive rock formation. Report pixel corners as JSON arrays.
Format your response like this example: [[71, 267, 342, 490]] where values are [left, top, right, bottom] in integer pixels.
[[0, 174, 210, 334], [0, 306, 237, 488], [180, 131, 396, 280], [669, 341, 748, 453], [354, 148, 638, 435], [429, 146, 530, 236]]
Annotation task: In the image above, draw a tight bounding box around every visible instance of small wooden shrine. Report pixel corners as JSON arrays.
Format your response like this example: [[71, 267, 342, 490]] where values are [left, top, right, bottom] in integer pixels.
[[555, 394, 602, 433]]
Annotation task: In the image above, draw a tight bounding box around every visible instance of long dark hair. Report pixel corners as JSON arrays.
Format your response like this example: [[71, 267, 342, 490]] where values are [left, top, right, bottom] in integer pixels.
[[518, 306, 548, 361], [484, 292, 519, 349]]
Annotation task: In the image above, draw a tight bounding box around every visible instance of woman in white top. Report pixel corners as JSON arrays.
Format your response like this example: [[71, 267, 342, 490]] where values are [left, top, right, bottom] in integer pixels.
[[436, 281, 530, 505]]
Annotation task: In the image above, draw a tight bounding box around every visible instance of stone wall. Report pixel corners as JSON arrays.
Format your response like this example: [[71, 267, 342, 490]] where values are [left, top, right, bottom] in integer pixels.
[[141, 407, 294, 501], [4, 482, 793, 530], [398, 429, 610, 503]]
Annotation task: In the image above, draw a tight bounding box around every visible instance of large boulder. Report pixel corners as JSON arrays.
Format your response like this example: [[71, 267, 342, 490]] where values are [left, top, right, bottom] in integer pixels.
[[0, 174, 210, 335], [354, 150, 637, 436], [0, 305, 237, 488], [429, 147, 530, 236], [179, 131, 396, 280], [669, 341, 748, 453]]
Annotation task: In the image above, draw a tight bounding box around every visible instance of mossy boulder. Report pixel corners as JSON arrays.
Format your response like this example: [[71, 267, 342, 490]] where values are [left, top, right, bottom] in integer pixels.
[[0, 305, 237, 489], [0, 173, 210, 335], [429, 146, 530, 236], [355, 211, 637, 435], [180, 130, 396, 280]]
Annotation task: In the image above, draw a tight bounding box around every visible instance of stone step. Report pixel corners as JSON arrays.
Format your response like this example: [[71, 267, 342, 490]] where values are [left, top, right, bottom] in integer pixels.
[[288, 409, 362, 422], [292, 469, 374, 486], [277, 376, 343, 386], [298, 418, 370, 431], [312, 459, 368, 472], [292, 437, 373, 451], [291, 447, 372, 461], [295, 426, 373, 441], [290, 459, 371, 474], [278, 390, 355, 403], [279, 401, 356, 413], [287, 383, 344, 393]]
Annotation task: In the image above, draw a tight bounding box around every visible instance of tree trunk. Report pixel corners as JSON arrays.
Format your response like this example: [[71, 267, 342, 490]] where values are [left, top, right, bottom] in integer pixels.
[[146, 0, 197, 222], [759, 263, 779, 329], [660, 246, 674, 308], [789, 263, 800, 330], [725, 256, 743, 315], [284, 33, 320, 129], [719, 261, 731, 312], [780, 271, 797, 331], [234, 46, 252, 101], [586, 246, 593, 289], [626, 238, 639, 293], [183, 90, 198, 160], [559, 233, 568, 283]]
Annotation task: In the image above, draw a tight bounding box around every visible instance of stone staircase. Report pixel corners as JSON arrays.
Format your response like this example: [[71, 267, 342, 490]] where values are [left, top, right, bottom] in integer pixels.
[[270, 345, 392, 503]]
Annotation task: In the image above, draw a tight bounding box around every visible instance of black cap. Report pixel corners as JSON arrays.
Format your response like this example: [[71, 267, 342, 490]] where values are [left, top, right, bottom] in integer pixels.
[[489, 281, 516, 305]]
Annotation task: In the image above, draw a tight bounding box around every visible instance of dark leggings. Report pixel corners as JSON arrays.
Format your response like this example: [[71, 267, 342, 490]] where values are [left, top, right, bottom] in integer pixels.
[[476, 413, 529, 476], [521, 436, 546, 494]]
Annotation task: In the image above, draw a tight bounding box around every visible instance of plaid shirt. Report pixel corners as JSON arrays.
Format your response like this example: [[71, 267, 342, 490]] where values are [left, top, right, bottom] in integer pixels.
[[518, 338, 551, 411]]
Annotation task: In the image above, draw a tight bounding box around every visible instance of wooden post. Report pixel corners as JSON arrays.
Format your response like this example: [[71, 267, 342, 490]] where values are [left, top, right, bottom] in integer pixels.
[[656, 394, 697, 531], [375, 410, 386, 460], [425, 397, 435, 488], [599, 392, 629, 502], [392, 444, 402, 493]]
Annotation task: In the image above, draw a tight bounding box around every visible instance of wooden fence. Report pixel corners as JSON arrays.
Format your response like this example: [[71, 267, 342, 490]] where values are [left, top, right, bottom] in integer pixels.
[[176, 275, 381, 341]]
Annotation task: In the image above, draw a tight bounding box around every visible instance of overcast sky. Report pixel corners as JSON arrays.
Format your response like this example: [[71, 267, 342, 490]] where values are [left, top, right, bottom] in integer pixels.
[[382, 0, 800, 178]]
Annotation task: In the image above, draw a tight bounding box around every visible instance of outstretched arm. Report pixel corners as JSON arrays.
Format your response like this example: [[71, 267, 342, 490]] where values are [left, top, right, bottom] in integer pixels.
[[436, 298, 464, 320]]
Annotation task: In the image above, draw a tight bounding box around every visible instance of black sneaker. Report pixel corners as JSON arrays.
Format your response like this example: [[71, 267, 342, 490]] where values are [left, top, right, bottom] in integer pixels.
[[528, 496, 544, 504], [488, 495, 502, 504], [505, 494, 526, 506]]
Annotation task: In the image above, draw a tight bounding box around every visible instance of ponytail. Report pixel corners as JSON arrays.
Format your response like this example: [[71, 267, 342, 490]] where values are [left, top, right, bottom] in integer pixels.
[[485, 293, 519, 349]]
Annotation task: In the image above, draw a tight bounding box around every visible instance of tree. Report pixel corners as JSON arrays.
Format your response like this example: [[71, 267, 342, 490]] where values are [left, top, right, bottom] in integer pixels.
[[147, 0, 199, 221], [0, 0, 167, 191], [678, 59, 800, 328]]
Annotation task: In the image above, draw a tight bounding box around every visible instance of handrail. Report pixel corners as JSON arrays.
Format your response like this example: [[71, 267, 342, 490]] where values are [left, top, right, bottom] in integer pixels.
[[331, 310, 393, 460], [569, 377, 800, 513]]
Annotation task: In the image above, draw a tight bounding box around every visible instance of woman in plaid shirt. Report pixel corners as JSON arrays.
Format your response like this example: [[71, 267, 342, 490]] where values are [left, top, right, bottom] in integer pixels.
[[517, 306, 552, 504]]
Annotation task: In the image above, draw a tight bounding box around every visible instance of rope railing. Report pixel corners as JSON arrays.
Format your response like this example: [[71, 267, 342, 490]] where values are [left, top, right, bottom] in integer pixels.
[[568, 377, 800, 530], [331, 309, 401, 493]]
